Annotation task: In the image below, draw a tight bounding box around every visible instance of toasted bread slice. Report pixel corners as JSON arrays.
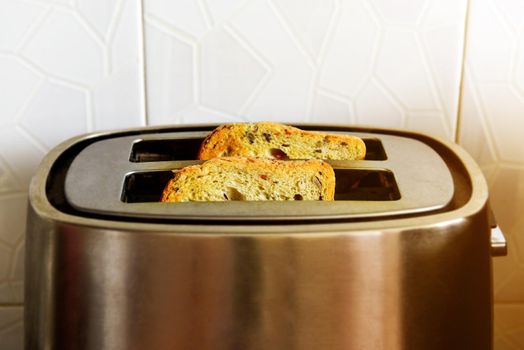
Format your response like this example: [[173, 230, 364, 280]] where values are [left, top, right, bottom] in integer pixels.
[[161, 157, 335, 202], [198, 122, 366, 160]]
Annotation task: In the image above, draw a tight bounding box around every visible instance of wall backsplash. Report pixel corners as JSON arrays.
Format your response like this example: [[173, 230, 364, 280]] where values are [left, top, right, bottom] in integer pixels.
[[0, 0, 522, 348], [144, 0, 467, 140], [459, 0, 524, 348], [0, 0, 145, 346]]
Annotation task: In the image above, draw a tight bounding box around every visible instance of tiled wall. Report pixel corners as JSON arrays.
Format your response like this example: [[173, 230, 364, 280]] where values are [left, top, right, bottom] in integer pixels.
[[144, 0, 467, 139], [460, 0, 524, 348], [0, 0, 145, 345], [0, 0, 522, 348]]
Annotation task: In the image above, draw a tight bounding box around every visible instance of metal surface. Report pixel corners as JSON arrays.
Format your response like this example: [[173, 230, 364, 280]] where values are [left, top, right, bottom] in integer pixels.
[[25, 124, 503, 350], [491, 227, 507, 256], [64, 130, 454, 221], [25, 206, 493, 350], [488, 209, 508, 256]]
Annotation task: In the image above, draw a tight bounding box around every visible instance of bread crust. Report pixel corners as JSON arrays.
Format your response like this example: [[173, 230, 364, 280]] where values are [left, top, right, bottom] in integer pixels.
[[198, 122, 366, 160], [161, 157, 335, 202]]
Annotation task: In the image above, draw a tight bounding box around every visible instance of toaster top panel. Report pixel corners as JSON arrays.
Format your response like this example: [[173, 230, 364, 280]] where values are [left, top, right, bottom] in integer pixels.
[[62, 126, 455, 222]]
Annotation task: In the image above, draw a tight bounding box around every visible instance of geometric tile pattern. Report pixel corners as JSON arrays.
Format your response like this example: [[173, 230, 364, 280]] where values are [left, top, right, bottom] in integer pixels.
[[0, 307, 23, 350], [0, 194, 26, 304], [0, 0, 145, 313], [494, 305, 524, 350], [144, 0, 468, 140], [1, 0, 523, 348], [459, 0, 524, 348]]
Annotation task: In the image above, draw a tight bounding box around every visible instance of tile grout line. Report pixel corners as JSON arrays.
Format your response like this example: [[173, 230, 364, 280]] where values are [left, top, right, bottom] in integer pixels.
[[454, 0, 471, 144], [196, 0, 214, 29], [104, 0, 127, 76], [139, 0, 149, 126], [494, 302, 524, 306], [0, 303, 24, 307]]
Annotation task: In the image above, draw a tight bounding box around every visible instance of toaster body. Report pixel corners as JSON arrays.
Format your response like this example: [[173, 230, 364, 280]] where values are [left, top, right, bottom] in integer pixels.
[[25, 125, 506, 350]]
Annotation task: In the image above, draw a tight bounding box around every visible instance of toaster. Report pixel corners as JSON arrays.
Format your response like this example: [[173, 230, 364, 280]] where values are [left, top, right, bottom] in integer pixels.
[[25, 124, 507, 349]]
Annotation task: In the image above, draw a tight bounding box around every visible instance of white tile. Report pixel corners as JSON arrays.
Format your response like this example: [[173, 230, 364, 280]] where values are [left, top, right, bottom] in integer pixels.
[[0, 244, 11, 283], [205, 0, 247, 26], [92, 63, 145, 130], [0, 0, 48, 51], [145, 0, 466, 137], [228, 0, 314, 121], [19, 79, 88, 149], [0, 158, 23, 194], [492, 0, 524, 32], [144, 19, 195, 124], [375, 30, 438, 111], [493, 245, 519, 294], [319, 0, 378, 98], [0, 195, 27, 246], [494, 266, 524, 302], [112, 0, 143, 68], [0, 0, 144, 306], [22, 9, 106, 85], [0, 282, 13, 302], [423, 0, 467, 27], [9, 282, 23, 304], [228, 0, 315, 62], [406, 111, 449, 139], [199, 27, 268, 117], [311, 91, 353, 125], [369, 0, 428, 24], [0, 127, 46, 187], [77, 0, 119, 39], [242, 70, 313, 122], [0, 56, 43, 125], [516, 34, 524, 94], [355, 79, 404, 128], [272, 0, 336, 61], [421, 23, 465, 121], [495, 305, 524, 350], [0, 306, 23, 350], [490, 166, 524, 262], [475, 84, 524, 162], [457, 72, 498, 166], [145, 0, 209, 39], [0, 306, 22, 331], [459, 0, 524, 320], [467, 0, 515, 82], [0, 195, 26, 304], [494, 336, 521, 350], [42, 0, 71, 6], [176, 105, 245, 125]]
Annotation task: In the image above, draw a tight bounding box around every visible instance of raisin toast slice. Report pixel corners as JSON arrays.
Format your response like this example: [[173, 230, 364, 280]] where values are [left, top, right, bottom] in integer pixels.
[[161, 157, 335, 202], [198, 122, 366, 160]]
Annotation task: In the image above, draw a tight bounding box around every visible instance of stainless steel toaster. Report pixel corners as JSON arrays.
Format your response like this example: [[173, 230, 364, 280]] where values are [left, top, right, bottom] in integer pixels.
[[25, 124, 507, 350]]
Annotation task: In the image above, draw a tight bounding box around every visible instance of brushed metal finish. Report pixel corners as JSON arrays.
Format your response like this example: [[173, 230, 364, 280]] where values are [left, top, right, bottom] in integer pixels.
[[26, 206, 492, 350]]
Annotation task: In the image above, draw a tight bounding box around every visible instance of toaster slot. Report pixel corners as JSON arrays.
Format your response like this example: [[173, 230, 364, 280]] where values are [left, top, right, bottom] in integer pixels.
[[129, 137, 386, 162], [129, 138, 203, 162], [334, 169, 400, 200], [362, 138, 387, 160], [122, 171, 174, 203], [121, 169, 400, 203]]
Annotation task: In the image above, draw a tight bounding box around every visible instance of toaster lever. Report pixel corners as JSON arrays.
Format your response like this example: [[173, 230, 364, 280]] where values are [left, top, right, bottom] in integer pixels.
[[491, 226, 507, 257], [489, 208, 507, 257]]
